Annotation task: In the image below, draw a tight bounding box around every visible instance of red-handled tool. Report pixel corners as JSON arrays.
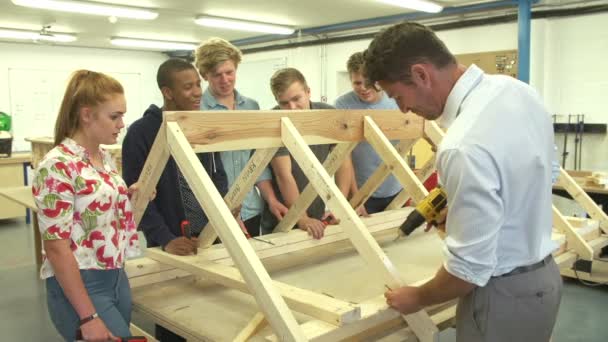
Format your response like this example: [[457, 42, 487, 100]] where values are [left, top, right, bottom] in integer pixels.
[[181, 220, 191, 239]]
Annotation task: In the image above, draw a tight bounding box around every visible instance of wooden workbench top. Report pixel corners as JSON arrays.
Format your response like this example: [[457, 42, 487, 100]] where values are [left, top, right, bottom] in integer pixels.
[[0, 152, 31, 165]]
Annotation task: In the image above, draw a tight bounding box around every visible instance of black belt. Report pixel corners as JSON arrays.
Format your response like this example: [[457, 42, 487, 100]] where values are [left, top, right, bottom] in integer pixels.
[[494, 254, 553, 278]]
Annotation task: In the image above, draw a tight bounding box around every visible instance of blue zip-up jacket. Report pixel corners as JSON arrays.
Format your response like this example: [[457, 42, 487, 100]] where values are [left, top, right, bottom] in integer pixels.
[[122, 104, 228, 248]]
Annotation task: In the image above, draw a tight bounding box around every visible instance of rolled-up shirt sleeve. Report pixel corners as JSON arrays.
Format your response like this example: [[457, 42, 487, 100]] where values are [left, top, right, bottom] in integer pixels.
[[437, 145, 504, 287]]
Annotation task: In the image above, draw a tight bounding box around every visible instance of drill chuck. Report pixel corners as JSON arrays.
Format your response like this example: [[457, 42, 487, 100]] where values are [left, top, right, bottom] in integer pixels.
[[399, 210, 425, 236]]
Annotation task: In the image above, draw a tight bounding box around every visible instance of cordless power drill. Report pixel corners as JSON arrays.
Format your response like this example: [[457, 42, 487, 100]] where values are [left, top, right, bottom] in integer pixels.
[[399, 186, 447, 236]]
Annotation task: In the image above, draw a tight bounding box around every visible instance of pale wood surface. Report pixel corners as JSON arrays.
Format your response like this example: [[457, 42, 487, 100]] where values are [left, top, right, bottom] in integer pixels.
[[235, 312, 267, 342], [145, 248, 361, 325], [166, 122, 306, 341], [553, 170, 608, 195], [552, 205, 594, 260], [0, 163, 27, 219], [131, 123, 170, 227], [165, 110, 424, 153], [0, 152, 31, 165], [556, 168, 608, 233], [130, 230, 446, 341]]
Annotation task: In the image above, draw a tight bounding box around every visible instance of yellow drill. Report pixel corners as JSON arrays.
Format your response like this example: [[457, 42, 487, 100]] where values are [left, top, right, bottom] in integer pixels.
[[399, 186, 447, 236]]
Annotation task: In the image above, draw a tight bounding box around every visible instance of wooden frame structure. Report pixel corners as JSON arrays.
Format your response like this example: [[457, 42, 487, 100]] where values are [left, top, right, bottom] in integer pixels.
[[132, 109, 450, 341], [129, 108, 608, 340]]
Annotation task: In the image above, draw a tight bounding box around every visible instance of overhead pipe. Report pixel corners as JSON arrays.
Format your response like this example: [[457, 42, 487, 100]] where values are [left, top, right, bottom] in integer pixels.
[[231, 0, 537, 47], [518, 0, 532, 83]]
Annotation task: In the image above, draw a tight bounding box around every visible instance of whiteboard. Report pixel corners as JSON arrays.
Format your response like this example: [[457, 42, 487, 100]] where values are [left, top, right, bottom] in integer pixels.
[[8, 68, 142, 152], [236, 57, 287, 110]]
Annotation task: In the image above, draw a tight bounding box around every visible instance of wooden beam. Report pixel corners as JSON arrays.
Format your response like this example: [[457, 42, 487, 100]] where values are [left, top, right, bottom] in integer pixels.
[[552, 205, 594, 260], [165, 122, 306, 341], [132, 122, 170, 226], [557, 168, 608, 234], [280, 117, 438, 342], [234, 312, 267, 342], [349, 139, 418, 210], [129, 323, 157, 342], [199, 147, 279, 248], [423, 121, 445, 147], [164, 110, 424, 152], [146, 248, 361, 326], [364, 116, 429, 204], [273, 142, 357, 233], [386, 154, 437, 211]]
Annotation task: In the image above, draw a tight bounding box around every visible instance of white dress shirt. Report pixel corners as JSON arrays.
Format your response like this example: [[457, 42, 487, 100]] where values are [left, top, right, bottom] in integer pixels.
[[437, 64, 557, 287]]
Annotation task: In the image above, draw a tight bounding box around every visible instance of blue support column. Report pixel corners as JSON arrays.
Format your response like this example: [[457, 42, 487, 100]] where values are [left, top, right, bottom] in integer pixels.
[[518, 0, 532, 83]]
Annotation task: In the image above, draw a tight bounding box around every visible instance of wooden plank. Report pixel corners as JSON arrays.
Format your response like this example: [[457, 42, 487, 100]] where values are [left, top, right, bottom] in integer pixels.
[[272, 299, 455, 342], [0, 186, 36, 211], [199, 147, 279, 247], [349, 139, 418, 211], [164, 110, 424, 152], [132, 122, 170, 227], [129, 323, 157, 342], [423, 121, 445, 147], [273, 142, 357, 233], [280, 117, 438, 342], [234, 312, 267, 342], [557, 168, 608, 234], [386, 154, 437, 211], [364, 116, 428, 204], [165, 122, 305, 341], [146, 248, 361, 326], [552, 206, 594, 260]]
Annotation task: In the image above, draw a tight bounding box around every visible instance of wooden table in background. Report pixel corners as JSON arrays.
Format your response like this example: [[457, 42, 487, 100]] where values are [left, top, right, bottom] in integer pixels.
[[0, 186, 40, 266]]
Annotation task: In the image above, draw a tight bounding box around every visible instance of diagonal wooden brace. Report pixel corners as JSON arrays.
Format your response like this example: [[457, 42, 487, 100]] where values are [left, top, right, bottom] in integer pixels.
[[557, 168, 608, 234], [349, 139, 418, 211], [363, 117, 428, 204], [199, 147, 279, 248], [133, 122, 171, 227], [166, 122, 306, 341], [281, 117, 438, 342], [273, 142, 357, 233]]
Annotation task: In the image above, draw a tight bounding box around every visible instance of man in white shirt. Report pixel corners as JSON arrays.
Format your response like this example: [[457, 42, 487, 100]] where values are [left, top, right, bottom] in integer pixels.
[[363, 22, 561, 341]]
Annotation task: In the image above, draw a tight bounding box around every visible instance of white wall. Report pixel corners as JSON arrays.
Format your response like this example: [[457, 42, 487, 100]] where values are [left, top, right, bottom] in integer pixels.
[[242, 13, 608, 171], [0, 41, 167, 150]]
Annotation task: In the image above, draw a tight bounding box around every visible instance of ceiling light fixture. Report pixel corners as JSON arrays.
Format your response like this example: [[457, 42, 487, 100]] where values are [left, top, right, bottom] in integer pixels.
[[0, 27, 76, 42], [11, 0, 158, 20], [195, 15, 295, 35], [110, 37, 197, 51], [377, 0, 443, 13]]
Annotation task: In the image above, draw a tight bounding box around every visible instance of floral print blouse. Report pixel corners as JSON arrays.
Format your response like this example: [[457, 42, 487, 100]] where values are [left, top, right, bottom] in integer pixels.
[[33, 138, 140, 279]]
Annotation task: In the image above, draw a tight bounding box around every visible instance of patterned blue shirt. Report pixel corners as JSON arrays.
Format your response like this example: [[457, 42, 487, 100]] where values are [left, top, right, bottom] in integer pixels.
[[334, 91, 403, 198], [201, 89, 272, 221]]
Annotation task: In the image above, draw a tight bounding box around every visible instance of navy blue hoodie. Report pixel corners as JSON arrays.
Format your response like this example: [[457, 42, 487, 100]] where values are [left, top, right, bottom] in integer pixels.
[[122, 104, 228, 248]]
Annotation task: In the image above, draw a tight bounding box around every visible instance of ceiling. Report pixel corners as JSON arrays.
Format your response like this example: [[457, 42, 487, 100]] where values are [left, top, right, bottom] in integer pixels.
[[0, 0, 486, 51]]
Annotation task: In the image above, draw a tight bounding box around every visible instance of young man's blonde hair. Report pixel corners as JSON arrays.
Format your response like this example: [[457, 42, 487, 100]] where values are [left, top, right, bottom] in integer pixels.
[[194, 37, 242, 76], [270, 67, 309, 99], [346, 51, 365, 75]]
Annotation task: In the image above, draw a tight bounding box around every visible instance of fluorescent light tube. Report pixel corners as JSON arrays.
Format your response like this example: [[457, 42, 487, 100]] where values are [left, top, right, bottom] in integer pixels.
[[111, 37, 197, 51], [0, 28, 76, 42], [377, 0, 443, 13], [12, 0, 158, 20], [195, 15, 294, 35]]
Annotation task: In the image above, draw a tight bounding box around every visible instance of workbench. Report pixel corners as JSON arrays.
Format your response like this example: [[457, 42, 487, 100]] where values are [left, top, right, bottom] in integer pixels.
[[125, 210, 452, 341], [0, 152, 30, 220]]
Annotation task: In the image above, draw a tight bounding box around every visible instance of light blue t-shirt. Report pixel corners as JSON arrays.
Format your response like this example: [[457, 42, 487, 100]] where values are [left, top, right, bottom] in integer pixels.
[[334, 91, 403, 198], [201, 88, 272, 221]]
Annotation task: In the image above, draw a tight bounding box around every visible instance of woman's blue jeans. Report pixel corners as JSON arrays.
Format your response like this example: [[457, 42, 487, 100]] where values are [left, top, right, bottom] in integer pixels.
[[46, 268, 132, 341]]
